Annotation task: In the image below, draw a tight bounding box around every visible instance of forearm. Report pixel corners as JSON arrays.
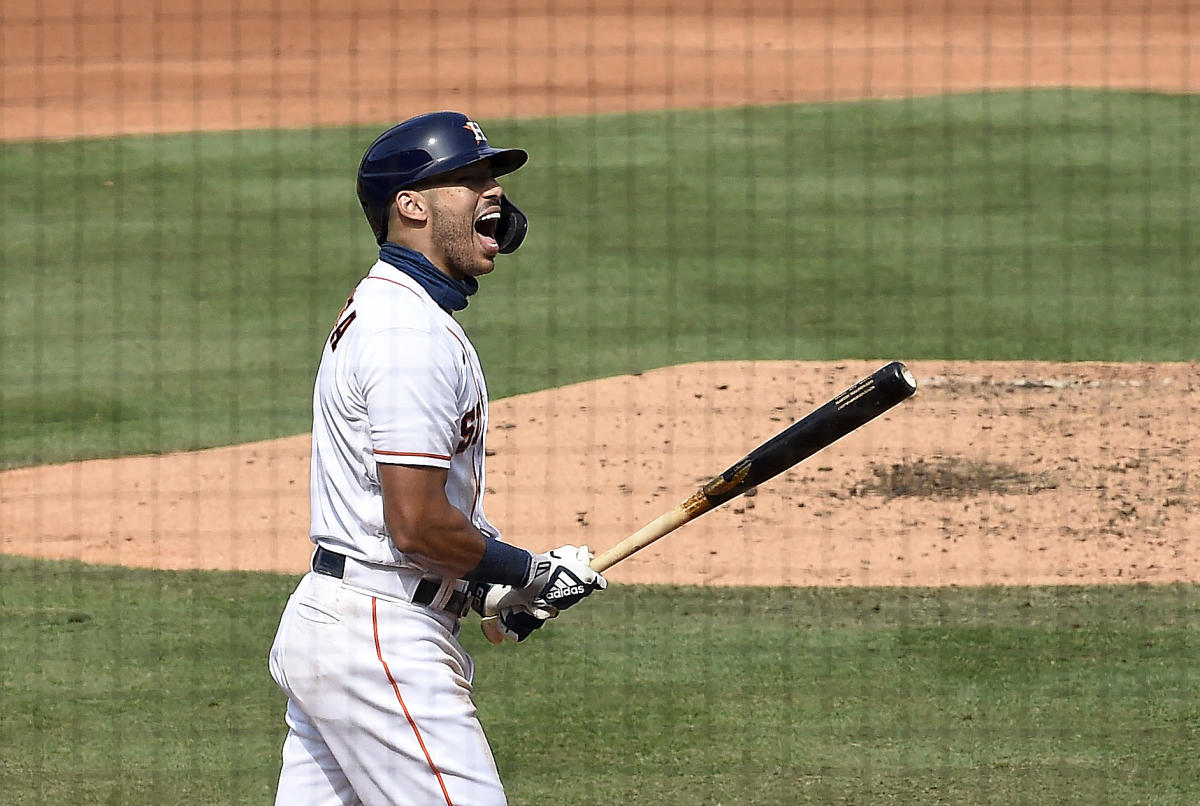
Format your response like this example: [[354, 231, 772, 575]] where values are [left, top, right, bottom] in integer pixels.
[[389, 510, 532, 585], [378, 463, 532, 584], [384, 496, 488, 578]]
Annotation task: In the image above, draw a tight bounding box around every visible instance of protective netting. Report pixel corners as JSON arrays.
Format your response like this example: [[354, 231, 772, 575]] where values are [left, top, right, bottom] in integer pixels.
[[1, 3, 1196, 804]]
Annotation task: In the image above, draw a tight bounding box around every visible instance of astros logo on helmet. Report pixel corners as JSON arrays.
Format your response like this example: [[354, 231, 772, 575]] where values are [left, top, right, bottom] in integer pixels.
[[463, 120, 487, 144]]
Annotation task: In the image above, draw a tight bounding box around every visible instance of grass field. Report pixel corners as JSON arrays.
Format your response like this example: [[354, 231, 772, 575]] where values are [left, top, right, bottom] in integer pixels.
[[1, 555, 1196, 806], [2, 92, 1199, 804], [1, 90, 1197, 468]]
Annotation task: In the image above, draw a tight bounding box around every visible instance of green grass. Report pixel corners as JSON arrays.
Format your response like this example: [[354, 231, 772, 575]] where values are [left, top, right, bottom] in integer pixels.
[[0, 555, 1195, 805], [2, 89, 1198, 467], [2, 94, 1197, 804]]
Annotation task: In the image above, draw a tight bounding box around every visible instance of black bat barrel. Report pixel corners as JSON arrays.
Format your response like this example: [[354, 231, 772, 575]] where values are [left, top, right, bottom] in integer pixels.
[[699, 361, 917, 509]]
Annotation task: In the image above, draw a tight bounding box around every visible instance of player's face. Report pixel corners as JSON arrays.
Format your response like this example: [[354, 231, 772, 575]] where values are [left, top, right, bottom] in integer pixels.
[[423, 163, 505, 281]]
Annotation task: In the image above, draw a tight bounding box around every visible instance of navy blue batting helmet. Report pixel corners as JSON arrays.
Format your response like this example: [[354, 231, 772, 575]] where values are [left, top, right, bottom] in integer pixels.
[[356, 111, 529, 251]]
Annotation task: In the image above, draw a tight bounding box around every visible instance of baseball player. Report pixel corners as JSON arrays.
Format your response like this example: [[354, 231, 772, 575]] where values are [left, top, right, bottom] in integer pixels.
[[267, 111, 607, 806]]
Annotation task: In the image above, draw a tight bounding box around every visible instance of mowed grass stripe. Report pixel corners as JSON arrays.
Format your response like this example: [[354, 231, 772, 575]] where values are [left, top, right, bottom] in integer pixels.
[[0, 555, 1196, 805], [1, 89, 1197, 469]]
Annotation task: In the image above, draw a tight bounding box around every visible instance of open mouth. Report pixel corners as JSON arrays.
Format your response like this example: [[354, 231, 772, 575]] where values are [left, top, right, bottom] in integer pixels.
[[475, 210, 500, 255]]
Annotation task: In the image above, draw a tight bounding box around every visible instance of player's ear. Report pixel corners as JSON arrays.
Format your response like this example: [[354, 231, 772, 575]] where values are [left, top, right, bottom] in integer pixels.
[[394, 189, 430, 224]]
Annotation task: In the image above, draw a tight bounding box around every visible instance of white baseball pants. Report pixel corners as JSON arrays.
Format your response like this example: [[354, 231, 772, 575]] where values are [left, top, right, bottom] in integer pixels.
[[269, 572, 507, 806]]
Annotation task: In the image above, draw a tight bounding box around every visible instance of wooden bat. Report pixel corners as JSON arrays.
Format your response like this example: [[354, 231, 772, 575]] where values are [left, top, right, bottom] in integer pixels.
[[481, 360, 918, 644]]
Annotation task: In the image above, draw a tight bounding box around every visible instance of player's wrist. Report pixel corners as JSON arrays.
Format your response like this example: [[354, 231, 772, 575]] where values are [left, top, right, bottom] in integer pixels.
[[463, 538, 534, 587]]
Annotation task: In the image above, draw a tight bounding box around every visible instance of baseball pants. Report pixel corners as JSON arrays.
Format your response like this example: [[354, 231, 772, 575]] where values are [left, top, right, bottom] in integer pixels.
[[269, 571, 507, 806]]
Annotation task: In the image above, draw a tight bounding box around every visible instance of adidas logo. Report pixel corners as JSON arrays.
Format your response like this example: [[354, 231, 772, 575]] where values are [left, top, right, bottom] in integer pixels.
[[545, 569, 587, 602]]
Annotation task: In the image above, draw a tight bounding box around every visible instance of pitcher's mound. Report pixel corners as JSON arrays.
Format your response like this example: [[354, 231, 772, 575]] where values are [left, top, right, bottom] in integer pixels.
[[2, 360, 1196, 587]]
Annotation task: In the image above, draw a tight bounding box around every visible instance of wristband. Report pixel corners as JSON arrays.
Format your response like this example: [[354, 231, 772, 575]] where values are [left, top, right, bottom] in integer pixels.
[[463, 538, 533, 587]]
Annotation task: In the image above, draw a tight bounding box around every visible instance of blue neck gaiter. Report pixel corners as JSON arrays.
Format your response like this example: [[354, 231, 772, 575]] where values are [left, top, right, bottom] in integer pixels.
[[378, 243, 478, 312]]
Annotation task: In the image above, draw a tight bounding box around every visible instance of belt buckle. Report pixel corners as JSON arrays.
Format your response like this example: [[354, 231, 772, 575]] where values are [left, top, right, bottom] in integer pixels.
[[413, 578, 470, 618], [312, 546, 346, 579], [445, 588, 471, 618]]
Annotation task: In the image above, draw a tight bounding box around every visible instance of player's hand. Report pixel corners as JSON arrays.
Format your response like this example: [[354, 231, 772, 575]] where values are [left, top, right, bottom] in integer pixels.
[[493, 603, 550, 642], [470, 583, 551, 643], [526, 544, 607, 612], [485, 544, 607, 615]]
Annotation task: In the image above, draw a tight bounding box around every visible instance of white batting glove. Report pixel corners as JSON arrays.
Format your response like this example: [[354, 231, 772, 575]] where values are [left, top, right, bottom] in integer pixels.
[[484, 544, 607, 617]]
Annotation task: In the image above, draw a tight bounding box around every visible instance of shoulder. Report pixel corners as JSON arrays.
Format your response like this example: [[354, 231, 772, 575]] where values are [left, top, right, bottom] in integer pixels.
[[352, 263, 441, 335], [350, 267, 471, 366]]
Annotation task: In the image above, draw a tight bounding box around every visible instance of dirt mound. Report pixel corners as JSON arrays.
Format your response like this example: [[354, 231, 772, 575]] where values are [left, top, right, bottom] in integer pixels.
[[3, 360, 1195, 587]]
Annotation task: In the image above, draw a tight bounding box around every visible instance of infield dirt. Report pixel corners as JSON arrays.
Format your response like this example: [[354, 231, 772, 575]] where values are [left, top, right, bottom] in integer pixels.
[[2, 1, 1197, 587], [3, 360, 1197, 587]]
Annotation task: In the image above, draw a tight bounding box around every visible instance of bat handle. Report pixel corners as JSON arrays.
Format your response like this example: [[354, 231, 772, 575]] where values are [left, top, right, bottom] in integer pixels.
[[589, 507, 694, 571]]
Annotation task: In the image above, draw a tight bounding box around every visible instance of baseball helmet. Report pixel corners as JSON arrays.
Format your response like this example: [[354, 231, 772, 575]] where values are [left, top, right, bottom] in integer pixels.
[[356, 111, 529, 251]]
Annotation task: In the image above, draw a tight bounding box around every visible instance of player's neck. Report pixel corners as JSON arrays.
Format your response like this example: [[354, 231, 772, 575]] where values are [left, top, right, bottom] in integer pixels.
[[378, 243, 478, 312]]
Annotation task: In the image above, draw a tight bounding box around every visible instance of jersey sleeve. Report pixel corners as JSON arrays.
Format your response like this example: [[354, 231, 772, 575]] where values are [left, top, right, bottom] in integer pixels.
[[358, 325, 463, 468]]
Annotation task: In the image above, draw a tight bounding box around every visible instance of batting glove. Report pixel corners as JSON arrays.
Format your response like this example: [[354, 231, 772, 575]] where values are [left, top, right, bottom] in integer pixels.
[[493, 604, 550, 643], [470, 583, 551, 643], [487, 544, 606, 616]]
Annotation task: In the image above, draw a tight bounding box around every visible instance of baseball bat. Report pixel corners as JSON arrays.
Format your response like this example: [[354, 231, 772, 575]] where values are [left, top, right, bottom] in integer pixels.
[[481, 360, 918, 644]]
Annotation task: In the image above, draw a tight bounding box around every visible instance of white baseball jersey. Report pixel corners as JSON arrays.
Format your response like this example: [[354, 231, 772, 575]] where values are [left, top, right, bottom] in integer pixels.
[[309, 259, 501, 567], [270, 258, 509, 806]]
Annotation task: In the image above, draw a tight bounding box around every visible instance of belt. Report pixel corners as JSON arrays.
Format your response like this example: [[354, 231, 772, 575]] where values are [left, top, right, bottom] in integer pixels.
[[312, 546, 472, 618]]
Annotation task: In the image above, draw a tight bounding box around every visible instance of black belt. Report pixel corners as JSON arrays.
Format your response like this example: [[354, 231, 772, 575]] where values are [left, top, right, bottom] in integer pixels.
[[312, 546, 471, 618]]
